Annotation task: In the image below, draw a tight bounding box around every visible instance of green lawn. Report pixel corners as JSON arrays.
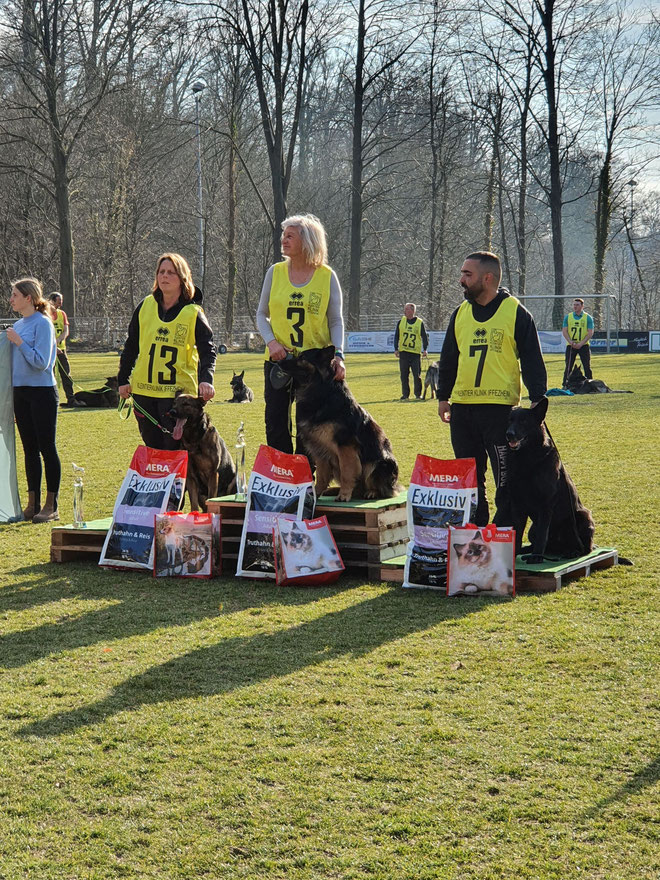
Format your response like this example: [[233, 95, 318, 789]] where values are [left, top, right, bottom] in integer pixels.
[[0, 352, 658, 879]]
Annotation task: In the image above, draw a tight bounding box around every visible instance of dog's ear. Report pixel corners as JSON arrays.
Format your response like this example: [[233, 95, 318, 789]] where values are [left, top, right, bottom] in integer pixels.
[[232, 371, 237, 377], [532, 397, 548, 422], [238, 370, 245, 379], [195, 395, 207, 408]]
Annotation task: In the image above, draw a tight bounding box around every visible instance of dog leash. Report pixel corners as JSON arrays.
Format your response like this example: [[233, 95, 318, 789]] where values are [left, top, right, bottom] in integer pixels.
[[117, 397, 172, 434]]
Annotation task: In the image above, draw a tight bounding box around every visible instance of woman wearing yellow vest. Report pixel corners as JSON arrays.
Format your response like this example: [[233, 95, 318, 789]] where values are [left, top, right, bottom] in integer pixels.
[[436, 252, 547, 526], [256, 214, 345, 454], [118, 253, 216, 450]]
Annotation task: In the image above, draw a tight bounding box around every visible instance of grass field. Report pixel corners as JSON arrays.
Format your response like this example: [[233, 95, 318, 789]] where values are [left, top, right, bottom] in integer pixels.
[[0, 352, 658, 879]]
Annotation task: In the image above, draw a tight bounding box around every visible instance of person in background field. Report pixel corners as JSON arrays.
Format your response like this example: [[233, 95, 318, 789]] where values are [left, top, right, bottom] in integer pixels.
[[118, 253, 216, 450], [562, 297, 594, 386], [6, 278, 61, 522], [394, 302, 428, 400], [48, 291, 75, 406], [256, 213, 345, 454], [436, 251, 547, 526]]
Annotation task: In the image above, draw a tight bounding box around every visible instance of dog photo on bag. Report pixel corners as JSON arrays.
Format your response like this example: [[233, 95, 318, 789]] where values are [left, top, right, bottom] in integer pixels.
[[503, 397, 595, 562], [168, 393, 236, 511]]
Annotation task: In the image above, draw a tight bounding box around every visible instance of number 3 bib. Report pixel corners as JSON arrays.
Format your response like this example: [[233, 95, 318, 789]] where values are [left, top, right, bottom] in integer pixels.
[[131, 296, 200, 397], [452, 296, 521, 405], [266, 262, 332, 358]]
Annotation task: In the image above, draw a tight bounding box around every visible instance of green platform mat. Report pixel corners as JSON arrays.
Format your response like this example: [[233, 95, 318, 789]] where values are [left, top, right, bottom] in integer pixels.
[[209, 490, 408, 509], [382, 546, 617, 572], [57, 517, 113, 531]]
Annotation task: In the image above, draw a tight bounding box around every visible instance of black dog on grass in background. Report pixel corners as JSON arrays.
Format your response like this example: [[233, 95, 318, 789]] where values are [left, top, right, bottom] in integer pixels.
[[503, 397, 595, 563], [70, 376, 119, 408], [227, 371, 254, 403]]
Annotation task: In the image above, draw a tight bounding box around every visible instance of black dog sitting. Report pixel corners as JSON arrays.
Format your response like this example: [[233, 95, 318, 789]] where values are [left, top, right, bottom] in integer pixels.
[[70, 376, 119, 408], [503, 397, 595, 563], [227, 370, 254, 403]]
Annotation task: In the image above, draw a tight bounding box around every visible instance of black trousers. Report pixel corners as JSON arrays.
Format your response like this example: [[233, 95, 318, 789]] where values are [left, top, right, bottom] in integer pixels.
[[263, 362, 309, 457], [132, 394, 181, 451], [563, 345, 592, 384], [449, 403, 512, 527], [55, 349, 75, 402], [399, 351, 422, 398], [13, 385, 61, 503]]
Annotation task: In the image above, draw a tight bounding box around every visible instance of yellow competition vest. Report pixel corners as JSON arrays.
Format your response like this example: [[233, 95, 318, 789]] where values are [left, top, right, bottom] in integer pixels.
[[131, 295, 200, 397], [398, 316, 423, 354], [452, 296, 521, 405], [53, 309, 66, 351], [567, 312, 589, 345], [266, 262, 332, 358]]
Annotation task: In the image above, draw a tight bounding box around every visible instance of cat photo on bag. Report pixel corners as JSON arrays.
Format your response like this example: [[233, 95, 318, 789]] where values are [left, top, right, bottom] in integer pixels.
[[447, 526, 515, 597]]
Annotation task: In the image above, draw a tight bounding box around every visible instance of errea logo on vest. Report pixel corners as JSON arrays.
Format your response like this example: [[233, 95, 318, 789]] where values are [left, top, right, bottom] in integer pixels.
[[428, 473, 459, 483], [271, 465, 293, 477]]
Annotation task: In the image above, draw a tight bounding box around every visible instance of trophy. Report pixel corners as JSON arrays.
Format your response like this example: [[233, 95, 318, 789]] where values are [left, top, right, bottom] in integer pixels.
[[72, 463, 85, 528], [235, 421, 247, 500]]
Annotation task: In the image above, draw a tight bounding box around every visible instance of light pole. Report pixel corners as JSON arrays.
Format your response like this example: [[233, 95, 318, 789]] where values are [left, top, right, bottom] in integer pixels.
[[192, 80, 205, 291], [628, 179, 637, 235]]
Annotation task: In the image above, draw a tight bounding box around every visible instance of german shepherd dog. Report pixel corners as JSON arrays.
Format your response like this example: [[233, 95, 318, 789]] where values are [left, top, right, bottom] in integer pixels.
[[423, 360, 440, 400], [227, 371, 254, 403], [566, 365, 632, 395], [70, 376, 119, 408], [278, 346, 400, 502], [168, 393, 237, 511], [504, 397, 595, 562]]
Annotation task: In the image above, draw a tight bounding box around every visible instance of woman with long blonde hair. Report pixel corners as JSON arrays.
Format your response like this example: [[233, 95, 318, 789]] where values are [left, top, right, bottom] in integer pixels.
[[6, 277, 61, 522]]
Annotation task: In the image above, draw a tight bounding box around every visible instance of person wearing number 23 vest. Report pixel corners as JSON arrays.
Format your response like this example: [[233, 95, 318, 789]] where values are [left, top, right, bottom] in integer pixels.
[[256, 214, 345, 455], [394, 302, 428, 399], [437, 252, 547, 526], [118, 253, 216, 450]]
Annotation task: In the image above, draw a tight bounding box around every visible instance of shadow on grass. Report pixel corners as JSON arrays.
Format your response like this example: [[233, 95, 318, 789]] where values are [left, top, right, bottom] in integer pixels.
[[0, 563, 354, 669], [16, 587, 488, 738], [584, 754, 660, 817]]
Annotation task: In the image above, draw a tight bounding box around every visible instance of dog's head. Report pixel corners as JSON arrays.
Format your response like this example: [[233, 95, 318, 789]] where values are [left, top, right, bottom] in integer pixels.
[[168, 391, 206, 440], [105, 376, 119, 390], [230, 371, 245, 389], [505, 397, 548, 451], [277, 346, 336, 386]]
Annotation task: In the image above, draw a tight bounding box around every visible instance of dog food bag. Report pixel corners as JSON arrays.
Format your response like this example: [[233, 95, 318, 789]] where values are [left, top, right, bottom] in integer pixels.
[[402, 455, 478, 590], [235, 445, 316, 579], [447, 524, 515, 597], [129, 446, 188, 511], [154, 511, 221, 578], [273, 516, 345, 586]]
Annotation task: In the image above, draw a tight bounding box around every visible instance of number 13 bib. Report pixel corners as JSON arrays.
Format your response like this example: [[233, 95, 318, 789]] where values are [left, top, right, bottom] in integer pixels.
[[266, 262, 332, 358], [452, 296, 521, 405], [132, 296, 200, 397]]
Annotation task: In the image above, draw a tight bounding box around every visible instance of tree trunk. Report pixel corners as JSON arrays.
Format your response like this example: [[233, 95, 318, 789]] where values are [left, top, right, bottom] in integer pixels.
[[226, 135, 238, 340], [593, 147, 612, 328]]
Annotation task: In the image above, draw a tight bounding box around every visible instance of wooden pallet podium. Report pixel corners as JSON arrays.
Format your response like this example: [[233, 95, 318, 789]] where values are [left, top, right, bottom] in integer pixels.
[[50, 518, 112, 562], [206, 491, 409, 581]]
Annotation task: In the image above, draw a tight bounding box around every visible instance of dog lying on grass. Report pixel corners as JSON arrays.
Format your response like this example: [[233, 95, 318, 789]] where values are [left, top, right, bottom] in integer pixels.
[[503, 397, 595, 563], [566, 366, 632, 394], [423, 360, 440, 399], [168, 393, 236, 511], [69, 376, 119, 408], [278, 346, 401, 502], [227, 371, 254, 403]]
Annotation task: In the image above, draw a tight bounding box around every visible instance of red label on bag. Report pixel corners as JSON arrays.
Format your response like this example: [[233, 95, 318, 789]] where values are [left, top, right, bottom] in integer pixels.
[[252, 445, 313, 485]]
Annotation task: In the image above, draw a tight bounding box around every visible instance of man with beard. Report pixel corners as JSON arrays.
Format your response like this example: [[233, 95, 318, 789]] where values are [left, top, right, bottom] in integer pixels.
[[436, 252, 546, 526]]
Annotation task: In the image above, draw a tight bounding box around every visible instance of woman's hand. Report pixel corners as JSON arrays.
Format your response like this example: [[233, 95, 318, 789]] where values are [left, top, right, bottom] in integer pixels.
[[118, 384, 132, 400], [199, 382, 215, 402], [267, 340, 290, 362], [331, 357, 345, 381], [6, 327, 22, 346]]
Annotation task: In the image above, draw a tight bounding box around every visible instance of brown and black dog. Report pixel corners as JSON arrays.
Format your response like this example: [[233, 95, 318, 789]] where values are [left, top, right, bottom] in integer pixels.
[[168, 393, 236, 511], [277, 346, 400, 502], [504, 397, 595, 562]]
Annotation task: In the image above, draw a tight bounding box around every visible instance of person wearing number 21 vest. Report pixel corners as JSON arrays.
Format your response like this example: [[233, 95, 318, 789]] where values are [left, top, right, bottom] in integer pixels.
[[436, 252, 547, 527], [118, 253, 217, 450], [256, 214, 345, 455]]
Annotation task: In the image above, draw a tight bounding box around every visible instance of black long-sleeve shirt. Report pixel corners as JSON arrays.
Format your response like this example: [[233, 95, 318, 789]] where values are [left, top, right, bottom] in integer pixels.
[[437, 288, 547, 403], [118, 289, 216, 387], [394, 316, 429, 352]]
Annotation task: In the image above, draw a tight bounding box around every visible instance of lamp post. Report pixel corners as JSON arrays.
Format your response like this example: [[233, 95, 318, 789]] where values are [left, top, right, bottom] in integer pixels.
[[628, 179, 637, 235], [192, 80, 205, 291]]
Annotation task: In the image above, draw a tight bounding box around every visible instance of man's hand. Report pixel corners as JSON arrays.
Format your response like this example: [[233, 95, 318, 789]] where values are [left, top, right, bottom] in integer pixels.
[[438, 400, 451, 423], [422, 351, 428, 359], [199, 382, 215, 402], [119, 384, 131, 400], [395, 350, 400, 359], [331, 357, 345, 381]]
